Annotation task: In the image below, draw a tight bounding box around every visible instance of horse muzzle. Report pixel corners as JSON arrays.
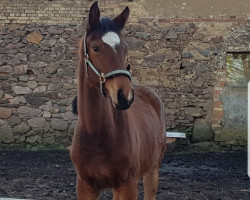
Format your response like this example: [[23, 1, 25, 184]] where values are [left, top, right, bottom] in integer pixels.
[[115, 89, 134, 110]]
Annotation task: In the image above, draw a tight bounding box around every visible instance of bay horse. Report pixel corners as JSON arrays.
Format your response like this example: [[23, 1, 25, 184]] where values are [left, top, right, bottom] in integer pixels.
[[70, 2, 166, 199]]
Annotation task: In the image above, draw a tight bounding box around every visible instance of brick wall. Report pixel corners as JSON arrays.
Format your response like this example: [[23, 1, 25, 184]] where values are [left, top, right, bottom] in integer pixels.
[[0, 0, 145, 25], [0, 0, 249, 148]]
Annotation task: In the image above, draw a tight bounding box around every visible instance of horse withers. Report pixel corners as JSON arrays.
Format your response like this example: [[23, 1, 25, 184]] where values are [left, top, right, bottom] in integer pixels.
[[70, 2, 166, 199]]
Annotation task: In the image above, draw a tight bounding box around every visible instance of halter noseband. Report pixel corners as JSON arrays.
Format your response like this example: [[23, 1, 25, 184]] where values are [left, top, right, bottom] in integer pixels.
[[83, 33, 131, 96]]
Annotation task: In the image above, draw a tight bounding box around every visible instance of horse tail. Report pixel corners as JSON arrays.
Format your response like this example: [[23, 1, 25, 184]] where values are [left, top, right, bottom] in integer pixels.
[[72, 96, 78, 115]]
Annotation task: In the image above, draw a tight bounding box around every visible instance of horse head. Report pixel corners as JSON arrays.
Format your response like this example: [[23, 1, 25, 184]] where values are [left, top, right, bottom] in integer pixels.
[[83, 1, 134, 110]]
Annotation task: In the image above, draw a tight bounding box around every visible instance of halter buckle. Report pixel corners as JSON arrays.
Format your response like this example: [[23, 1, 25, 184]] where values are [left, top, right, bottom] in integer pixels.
[[99, 73, 106, 83]]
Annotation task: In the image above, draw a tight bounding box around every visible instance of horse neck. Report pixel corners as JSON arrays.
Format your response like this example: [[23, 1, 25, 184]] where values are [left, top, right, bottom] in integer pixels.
[[77, 59, 119, 134]]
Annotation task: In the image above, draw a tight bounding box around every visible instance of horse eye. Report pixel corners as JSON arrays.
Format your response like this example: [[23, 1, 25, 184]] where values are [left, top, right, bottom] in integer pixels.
[[92, 45, 99, 52]]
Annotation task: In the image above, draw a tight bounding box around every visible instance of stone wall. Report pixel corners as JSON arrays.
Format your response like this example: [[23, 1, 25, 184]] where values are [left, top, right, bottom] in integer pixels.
[[0, 23, 81, 147], [126, 20, 232, 142], [0, 0, 249, 148]]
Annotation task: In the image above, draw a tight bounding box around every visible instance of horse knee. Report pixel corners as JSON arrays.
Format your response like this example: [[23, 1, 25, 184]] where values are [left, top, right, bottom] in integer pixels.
[[113, 180, 138, 200], [76, 178, 100, 200]]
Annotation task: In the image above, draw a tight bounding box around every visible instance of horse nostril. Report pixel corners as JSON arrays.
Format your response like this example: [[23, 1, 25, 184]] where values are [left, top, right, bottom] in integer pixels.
[[117, 89, 127, 105], [116, 89, 134, 110]]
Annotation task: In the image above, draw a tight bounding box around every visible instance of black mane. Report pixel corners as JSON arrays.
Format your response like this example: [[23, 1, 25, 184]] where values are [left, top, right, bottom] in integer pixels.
[[72, 96, 78, 115]]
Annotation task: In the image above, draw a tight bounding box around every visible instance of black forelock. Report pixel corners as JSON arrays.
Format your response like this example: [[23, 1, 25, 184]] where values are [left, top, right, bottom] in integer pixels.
[[86, 17, 122, 42], [98, 17, 121, 34]]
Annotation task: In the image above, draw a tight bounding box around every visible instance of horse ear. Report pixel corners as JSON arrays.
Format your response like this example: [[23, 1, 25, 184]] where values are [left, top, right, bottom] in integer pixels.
[[87, 1, 100, 31], [113, 7, 129, 30]]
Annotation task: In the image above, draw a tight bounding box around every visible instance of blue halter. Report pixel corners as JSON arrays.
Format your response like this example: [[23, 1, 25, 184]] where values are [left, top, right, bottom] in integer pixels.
[[83, 34, 131, 96]]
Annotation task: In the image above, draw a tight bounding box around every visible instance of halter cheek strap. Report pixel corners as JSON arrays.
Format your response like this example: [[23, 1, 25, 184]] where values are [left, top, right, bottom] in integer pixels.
[[83, 34, 131, 96]]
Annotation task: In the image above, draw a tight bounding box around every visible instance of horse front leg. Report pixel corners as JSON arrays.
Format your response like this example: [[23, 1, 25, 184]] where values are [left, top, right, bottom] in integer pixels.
[[76, 177, 100, 200], [143, 165, 160, 200], [112, 180, 138, 200]]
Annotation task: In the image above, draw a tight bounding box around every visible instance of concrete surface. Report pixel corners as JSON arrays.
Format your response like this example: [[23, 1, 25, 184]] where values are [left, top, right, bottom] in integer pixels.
[[142, 0, 250, 18]]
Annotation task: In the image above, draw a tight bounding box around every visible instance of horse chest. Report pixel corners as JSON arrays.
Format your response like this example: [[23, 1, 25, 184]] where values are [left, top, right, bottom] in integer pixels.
[[71, 134, 134, 189], [77, 152, 132, 189]]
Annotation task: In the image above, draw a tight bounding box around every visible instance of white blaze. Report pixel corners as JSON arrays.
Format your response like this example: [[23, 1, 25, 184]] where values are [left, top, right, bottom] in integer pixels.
[[102, 32, 120, 53]]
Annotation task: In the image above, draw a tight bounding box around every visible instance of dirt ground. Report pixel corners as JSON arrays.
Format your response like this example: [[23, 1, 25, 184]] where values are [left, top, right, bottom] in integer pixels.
[[0, 150, 249, 200]]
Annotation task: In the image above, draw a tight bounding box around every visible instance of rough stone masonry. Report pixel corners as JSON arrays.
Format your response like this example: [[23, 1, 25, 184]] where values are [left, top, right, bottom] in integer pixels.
[[0, 0, 249, 148]]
